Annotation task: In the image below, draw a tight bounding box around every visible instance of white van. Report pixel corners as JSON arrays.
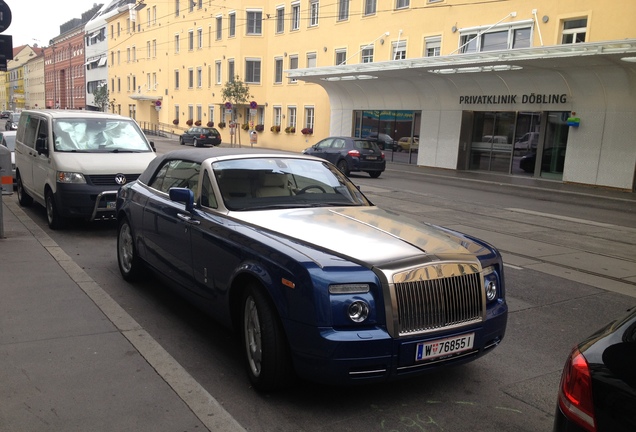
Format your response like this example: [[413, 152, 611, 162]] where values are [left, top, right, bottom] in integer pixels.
[[15, 110, 156, 229]]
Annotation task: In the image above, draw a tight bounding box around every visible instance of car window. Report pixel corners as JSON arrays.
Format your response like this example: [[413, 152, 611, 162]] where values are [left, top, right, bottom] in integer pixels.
[[22, 115, 41, 149], [200, 170, 218, 209], [332, 139, 345, 149], [316, 139, 333, 149], [149, 159, 201, 195]]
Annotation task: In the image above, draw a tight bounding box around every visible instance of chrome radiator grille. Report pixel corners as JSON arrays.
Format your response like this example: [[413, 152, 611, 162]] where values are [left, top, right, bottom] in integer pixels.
[[395, 272, 483, 336]]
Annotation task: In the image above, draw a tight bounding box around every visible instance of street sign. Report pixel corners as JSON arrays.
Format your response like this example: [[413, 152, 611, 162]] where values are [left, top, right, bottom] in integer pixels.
[[249, 101, 258, 109], [225, 102, 232, 109]]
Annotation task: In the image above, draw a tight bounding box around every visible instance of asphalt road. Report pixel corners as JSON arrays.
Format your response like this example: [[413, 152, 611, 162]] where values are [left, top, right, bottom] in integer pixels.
[[10, 136, 636, 431]]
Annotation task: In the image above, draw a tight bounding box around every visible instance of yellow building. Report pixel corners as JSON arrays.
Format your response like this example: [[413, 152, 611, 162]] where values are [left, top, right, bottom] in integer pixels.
[[105, 0, 636, 190]]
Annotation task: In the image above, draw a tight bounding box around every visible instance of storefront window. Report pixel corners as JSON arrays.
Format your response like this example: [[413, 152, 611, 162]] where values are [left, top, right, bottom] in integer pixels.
[[469, 112, 515, 172], [353, 110, 420, 162]]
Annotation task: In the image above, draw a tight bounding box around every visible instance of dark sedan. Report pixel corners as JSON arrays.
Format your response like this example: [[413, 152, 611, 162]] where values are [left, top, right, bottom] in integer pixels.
[[302, 137, 386, 178], [179, 126, 222, 147], [554, 306, 636, 432], [116, 148, 507, 391]]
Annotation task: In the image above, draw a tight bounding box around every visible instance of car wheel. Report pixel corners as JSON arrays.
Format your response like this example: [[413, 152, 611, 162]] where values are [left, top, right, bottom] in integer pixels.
[[179, 138, 185, 145], [241, 285, 293, 391], [337, 160, 350, 176], [45, 188, 65, 230], [368, 171, 382, 178], [117, 217, 144, 282], [193, 138, 200, 147], [16, 173, 33, 207]]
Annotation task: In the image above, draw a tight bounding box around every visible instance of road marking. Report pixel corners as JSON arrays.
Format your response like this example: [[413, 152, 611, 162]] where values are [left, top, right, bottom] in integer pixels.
[[6, 201, 246, 432], [506, 208, 634, 230]]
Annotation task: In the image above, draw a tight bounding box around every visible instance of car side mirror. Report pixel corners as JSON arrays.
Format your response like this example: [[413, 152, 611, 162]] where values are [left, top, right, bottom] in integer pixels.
[[35, 137, 48, 155], [149, 141, 156, 152], [169, 187, 195, 212]]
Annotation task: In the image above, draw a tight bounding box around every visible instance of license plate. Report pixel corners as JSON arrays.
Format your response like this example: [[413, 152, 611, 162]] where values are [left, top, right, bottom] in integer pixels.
[[415, 333, 475, 361], [366, 156, 378, 160], [106, 201, 116, 209]]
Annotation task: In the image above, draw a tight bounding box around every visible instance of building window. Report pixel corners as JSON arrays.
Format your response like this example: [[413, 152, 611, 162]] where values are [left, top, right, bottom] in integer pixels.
[[153, 72, 157, 89], [460, 24, 532, 53], [276, 7, 285, 33], [174, 34, 180, 53], [152, 39, 157, 57], [152, 6, 157, 24], [146, 41, 151, 58], [228, 12, 236, 37], [335, 49, 347, 65], [288, 55, 298, 83], [174, 105, 179, 123], [188, 30, 194, 51], [175, 0, 180, 16], [291, 3, 300, 30], [228, 59, 235, 82], [188, 0, 194, 12], [307, 52, 316, 68], [392, 41, 406, 60], [309, 0, 319, 27], [197, 28, 203, 48], [246, 10, 262, 35], [245, 59, 261, 83], [188, 68, 194, 88], [338, 0, 349, 21], [273, 107, 282, 126], [196, 105, 202, 123], [208, 105, 215, 123], [304, 106, 314, 129], [197, 67, 203, 88], [287, 107, 297, 128], [361, 46, 373, 63], [274, 58, 283, 83], [216, 16, 222, 40], [215, 61, 221, 84], [425, 36, 441, 57], [127, 47, 131, 62], [562, 18, 587, 44], [396, 0, 409, 9], [174, 69, 180, 89], [188, 105, 194, 122], [364, 0, 376, 15]]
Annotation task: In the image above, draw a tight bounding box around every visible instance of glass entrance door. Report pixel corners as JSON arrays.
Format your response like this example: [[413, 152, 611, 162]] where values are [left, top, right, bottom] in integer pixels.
[[469, 112, 515, 172]]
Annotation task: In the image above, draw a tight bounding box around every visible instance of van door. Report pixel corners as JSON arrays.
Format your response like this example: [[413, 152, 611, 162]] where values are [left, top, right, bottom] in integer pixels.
[[15, 114, 39, 195]]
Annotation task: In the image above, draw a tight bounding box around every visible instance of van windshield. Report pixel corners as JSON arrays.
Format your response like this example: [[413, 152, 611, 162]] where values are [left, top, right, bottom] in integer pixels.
[[52, 119, 151, 152]]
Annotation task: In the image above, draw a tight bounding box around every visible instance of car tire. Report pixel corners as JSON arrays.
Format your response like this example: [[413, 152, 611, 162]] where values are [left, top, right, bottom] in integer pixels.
[[16, 173, 33, 207], [193, 138, 200, 147], [179, 138, 185, 145], [368, 171, 382, 178], [337, 160, 350, 176], [241, 284, 293, 392], [117, 217, 144, 282], [45, 188, 65, 230]]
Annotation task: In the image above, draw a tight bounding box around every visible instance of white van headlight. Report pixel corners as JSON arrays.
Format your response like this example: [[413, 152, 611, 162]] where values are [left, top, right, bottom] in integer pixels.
[[57, 171, 86, 184]]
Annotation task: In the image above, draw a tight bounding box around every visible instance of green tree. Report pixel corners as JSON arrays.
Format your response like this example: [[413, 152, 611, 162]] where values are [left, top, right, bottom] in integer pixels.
[[93, 84, 110, 112], [221, 76, 253, 146]]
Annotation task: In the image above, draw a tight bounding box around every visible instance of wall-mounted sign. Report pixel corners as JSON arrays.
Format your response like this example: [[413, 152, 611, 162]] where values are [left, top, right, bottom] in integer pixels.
[[459, 93, 568, 105]]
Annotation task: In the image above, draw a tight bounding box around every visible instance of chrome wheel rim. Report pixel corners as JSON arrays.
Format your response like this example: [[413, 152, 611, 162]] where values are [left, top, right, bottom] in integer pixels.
[[244, 296, 262, 377], [46, 194, 54, 224]]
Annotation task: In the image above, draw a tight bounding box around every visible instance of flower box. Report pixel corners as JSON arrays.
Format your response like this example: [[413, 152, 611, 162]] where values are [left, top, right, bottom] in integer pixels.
[[255, 124, 264, 132], [301, 128, 313, 135], [186, 119, 194, 126], [172, 119, 179, 125], [207, 121, 214, 127], [284, 126, 296, 134]]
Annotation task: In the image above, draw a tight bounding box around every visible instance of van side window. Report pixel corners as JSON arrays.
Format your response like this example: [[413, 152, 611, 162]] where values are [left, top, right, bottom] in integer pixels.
[[23, 116, 40, 149]]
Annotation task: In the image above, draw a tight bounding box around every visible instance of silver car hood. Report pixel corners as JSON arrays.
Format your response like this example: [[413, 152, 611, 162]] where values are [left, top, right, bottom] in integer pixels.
[[232, 206, 475, 266]]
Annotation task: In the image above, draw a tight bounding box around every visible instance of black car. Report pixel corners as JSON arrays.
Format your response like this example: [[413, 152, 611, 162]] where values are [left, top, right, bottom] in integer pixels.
[[179, 126, 222, 147], [302, 136, 386, 178], [5, 112, 20, 130], [554, 306, 636, 432], [519, 147, 565, 173]]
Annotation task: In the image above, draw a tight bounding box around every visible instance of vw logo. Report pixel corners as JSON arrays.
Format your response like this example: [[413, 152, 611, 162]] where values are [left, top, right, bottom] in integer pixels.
[[115, 174, 127, 185]]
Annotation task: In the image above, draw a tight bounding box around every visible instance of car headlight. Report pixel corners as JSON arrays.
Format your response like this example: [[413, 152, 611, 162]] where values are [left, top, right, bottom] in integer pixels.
[[57, 171, 87, 184], [482, 266, 499, 302]]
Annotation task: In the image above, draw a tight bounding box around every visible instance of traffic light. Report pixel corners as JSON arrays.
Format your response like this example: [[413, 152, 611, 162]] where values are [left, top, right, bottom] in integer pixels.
[[0, 0, 12, 72]]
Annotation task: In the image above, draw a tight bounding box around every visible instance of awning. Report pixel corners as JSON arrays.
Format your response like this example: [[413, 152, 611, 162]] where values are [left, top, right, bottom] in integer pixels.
[[129, 94, 163, 101]]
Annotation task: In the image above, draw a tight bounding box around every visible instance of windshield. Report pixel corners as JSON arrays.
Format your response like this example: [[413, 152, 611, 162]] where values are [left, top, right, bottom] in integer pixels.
[[52, 118, 151, 152], [213, 157, 371, 211]]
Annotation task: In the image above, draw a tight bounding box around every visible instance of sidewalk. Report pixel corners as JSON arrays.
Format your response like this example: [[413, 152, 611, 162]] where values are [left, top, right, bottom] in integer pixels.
[[0, 197, 245, 432]]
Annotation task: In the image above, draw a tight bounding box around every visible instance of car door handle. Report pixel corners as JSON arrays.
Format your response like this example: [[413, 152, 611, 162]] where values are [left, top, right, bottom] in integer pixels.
[[177, 213, 201, 225]]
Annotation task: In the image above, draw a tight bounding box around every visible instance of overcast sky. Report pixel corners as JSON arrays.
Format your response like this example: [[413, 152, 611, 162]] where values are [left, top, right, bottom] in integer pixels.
[[6, 0, 104, 48]]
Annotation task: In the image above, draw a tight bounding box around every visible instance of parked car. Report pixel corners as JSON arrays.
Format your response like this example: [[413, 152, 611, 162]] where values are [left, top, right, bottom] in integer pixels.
[[554, 306, 636, 432], [5, 112, 20, 130], [1, 110, 12, 119], [15, 110, 157, 229], [0, 130, 16, 182], [367, 132, 396, 151], [397, 136, 419, 152], [179, 126, 222, 147], [514, 132, 540, 151], [302, 136, 386, 178], [116, 147, 508, 391]]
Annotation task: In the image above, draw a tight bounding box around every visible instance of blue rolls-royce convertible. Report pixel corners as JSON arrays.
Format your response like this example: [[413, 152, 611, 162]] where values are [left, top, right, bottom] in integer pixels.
[[116, 148, 508, 391]]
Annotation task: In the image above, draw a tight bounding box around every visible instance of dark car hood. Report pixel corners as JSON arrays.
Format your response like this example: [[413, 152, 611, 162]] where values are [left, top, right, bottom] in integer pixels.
[[233, 206, 481, 267]]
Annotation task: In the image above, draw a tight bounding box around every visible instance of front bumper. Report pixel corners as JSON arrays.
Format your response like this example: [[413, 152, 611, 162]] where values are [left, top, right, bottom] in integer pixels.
[[55, 183, 120, 220], [286, 309, 507, 385]]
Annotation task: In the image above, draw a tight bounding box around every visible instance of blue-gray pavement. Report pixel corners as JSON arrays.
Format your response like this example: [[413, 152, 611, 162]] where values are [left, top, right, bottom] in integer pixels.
[[0, 197, 245, 432]]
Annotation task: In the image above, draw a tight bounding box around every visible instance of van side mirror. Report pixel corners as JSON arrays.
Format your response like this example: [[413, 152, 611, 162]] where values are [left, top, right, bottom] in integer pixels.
[[35, 137, 48, 155], [149, 141, 156, 152]]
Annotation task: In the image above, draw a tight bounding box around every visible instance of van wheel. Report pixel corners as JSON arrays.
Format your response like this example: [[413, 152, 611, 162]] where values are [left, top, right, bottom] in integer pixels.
[[16, 173, 33, 207], [45, 189, 65, 230]]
